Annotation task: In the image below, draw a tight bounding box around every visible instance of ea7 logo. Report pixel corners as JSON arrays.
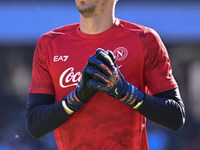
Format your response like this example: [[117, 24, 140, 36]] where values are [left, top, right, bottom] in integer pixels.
[[54, 55, 69, 62]]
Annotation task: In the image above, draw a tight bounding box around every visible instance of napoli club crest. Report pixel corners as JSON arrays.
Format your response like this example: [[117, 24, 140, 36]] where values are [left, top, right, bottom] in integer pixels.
[[113, 47, 128, 61]]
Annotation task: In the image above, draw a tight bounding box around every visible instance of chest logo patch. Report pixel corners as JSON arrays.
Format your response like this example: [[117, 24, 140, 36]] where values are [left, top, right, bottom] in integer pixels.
[[113, 47, 128, 61], [54, 55, 69, 62]]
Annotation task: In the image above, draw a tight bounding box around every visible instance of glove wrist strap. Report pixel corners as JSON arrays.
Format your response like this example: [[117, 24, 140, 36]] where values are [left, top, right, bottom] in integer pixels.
[[119, 83, 144, 109], [63, 89, 85, 112]]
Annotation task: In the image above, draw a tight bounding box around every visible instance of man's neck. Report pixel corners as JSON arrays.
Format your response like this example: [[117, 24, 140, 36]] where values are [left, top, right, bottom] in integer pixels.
[[79, 14, 115, 35]]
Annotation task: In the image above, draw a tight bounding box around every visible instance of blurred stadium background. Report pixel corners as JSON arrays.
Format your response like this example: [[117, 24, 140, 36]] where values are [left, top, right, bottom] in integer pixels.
[[0, 0, 200, 149]]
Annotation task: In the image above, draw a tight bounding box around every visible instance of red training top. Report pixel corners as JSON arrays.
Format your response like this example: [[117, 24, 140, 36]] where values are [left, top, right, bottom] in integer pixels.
[[29, 19, 177, 150]]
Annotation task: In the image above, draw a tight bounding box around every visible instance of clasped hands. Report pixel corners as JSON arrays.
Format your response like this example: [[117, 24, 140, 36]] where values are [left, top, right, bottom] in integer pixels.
[[62, 48, 144, 112]]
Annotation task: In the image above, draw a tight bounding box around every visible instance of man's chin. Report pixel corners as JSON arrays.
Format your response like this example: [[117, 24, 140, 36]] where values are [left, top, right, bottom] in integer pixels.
[[78, 7, 95, 18]]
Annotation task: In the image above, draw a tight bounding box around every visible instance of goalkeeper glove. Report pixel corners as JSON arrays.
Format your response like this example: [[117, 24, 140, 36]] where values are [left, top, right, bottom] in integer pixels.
[[62, 65, 97, 112], [85, 49, 145, 109]]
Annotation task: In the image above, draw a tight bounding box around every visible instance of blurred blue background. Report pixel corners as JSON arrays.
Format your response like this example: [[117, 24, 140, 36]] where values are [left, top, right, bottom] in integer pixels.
[[0, 0, 200, 150]]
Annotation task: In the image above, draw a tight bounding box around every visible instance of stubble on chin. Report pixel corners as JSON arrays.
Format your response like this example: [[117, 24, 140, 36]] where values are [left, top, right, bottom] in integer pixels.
[[77, 2, 96, 18], [79, 8, 96, 18]]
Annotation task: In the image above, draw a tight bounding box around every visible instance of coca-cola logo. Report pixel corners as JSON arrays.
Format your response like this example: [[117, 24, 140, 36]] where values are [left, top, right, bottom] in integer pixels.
[[59, 67, 82, 88]]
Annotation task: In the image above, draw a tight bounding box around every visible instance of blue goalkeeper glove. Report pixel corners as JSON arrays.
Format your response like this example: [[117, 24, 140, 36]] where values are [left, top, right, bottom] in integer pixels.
[[62, 65, 97, 112], [85, 49, 145, 109]]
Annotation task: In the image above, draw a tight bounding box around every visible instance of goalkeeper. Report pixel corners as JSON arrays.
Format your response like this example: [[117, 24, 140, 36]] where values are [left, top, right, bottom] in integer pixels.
[[26, 0, 185, 149]]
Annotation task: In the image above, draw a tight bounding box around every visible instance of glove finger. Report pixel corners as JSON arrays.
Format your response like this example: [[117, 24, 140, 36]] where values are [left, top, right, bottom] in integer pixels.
[[88, 56, 113, 76], [88, 79, 107, 92], [107, 50, 115, 63], [85, 66, 110, 83], [107, 50, 119, 68], [95, 48, 114, 70]]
